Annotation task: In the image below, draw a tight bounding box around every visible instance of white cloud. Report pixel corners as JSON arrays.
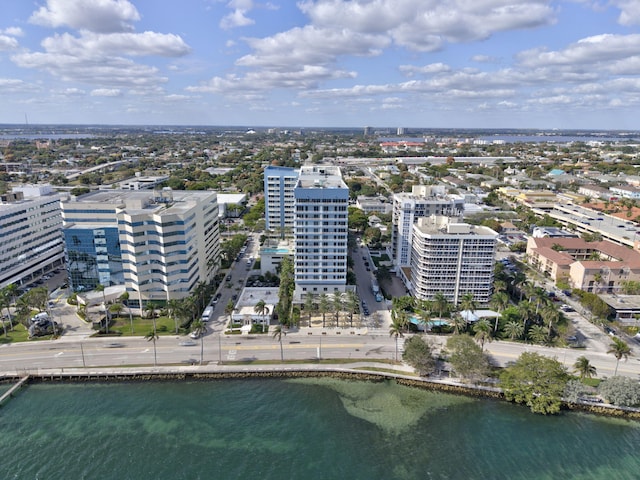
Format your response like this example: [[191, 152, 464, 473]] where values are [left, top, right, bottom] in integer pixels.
[[612, 0, 640, 26], [29, 0, 140, 33], [399, 63, 452, 76], [1, 27, 24, 36], [41, 31, 191, 57], [91, 88, 122, 97], [0, 35, 19, 51], [220, 9, 255, 29]]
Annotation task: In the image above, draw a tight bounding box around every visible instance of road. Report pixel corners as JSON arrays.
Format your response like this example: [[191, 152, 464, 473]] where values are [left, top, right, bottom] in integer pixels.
[[1, 329, 640, 379]]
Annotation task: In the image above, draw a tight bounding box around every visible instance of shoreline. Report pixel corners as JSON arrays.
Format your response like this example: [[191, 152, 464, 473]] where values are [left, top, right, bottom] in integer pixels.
[[2, 364, 640, 421]]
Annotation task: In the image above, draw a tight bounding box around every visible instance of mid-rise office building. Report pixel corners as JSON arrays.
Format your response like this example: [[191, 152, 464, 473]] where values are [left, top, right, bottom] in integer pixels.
[[0, 185, 65, 289], [264, 166, 298, 237], [391, 185, 464, 267], [405, 216, 497, 305], [62, 189, 220, 310], [293, 166, 349, 295]]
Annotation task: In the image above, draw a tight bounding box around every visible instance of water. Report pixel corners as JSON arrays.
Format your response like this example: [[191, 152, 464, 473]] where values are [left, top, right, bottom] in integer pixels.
[[1, 378, 639, 479]]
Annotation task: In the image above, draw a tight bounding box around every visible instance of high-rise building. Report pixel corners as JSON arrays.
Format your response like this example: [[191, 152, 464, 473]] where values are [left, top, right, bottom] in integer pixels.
[[391, 185, 464, 267], [264, 166, 299, 237], [293, 166, 349, 295], [0, 185, 64, 289], [406, 216, 497, 304], [62, 189, 220, 310]]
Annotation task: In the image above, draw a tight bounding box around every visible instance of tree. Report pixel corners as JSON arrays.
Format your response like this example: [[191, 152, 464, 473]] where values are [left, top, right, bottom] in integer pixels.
[[332, 292, 343, 327], [253, 299, 269, 332], [527, 324, 547, 345], [490, 292, 509, 332], [389, 317, 405, 362], [95, 284, 109, 334], [598, 376, 640, 407], [167, 299, 182, 334], [272, 324, 285, 361], [432, 292, 450, 319], [402, 336, 436, 376], [304, 292, 315, 327], [344, 290, 359, 328], [445, 334, 490, 381], [120, 291, 134, 334], [450, 313, 467, 335], [473, 318, 493, 352], [145, 328, 159, 366], [499, 352, 568, 414], [191, 319, 206, 338], [607, 337, 631, 375], [503, 322, 524, 341], [459, 292, 477, 317], [573, 356, 597, 380], [318, 294, 330, 328], [224, 300, 235, 324]]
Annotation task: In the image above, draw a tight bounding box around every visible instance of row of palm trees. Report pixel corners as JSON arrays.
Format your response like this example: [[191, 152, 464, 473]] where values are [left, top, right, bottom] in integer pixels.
[[302, 290, 362, 328]]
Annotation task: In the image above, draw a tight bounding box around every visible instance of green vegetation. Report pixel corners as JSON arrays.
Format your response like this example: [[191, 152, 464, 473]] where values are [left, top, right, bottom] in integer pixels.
[[402, 336, 436, 376], [445, 334, 490, 381], [500, 352, 568, 414]]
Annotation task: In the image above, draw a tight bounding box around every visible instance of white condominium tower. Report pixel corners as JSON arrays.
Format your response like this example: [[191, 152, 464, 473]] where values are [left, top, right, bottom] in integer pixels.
[[62, 189, 220, 311], [407, 216, 497, 305], [293, 165, 349, 295], [0, 185, 64, 289], [391, 185, 464, 268], [264, 166, 299, 237]]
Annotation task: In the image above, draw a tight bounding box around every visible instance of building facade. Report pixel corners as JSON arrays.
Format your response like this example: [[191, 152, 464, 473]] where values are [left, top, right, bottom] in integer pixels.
[[0, 185, 65, 289], [264, 166, 298, 237], [293, 166, 349, 295], [391, 185, 464, 268], [62, 189, 220, 310], [406, 216, 497, 304]]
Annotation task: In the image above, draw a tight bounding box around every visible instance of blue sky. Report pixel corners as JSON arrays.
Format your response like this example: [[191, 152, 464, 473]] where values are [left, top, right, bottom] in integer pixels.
[[1, 0, 640, 129]]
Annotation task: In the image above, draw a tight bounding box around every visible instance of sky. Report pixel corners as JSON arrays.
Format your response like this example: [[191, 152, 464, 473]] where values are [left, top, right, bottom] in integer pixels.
[[1, 0, 640, 130]]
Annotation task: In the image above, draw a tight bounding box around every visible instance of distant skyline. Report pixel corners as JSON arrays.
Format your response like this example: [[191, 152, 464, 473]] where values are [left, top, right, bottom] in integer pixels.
[[1, 1, 640, 130]]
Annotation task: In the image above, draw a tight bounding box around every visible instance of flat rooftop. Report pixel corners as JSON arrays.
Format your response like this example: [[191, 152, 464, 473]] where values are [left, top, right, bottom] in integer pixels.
[[296, 166, 347, 189]]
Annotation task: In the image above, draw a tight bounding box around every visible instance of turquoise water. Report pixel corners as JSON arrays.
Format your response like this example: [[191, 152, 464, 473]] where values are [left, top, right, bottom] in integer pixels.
[[261, 248, 290, 254], [409, 316, 448, 327], [1, 378, 639, 479]]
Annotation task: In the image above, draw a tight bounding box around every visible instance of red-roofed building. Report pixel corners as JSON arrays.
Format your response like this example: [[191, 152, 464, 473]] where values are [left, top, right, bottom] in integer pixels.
[[527, 236, 640, 292]]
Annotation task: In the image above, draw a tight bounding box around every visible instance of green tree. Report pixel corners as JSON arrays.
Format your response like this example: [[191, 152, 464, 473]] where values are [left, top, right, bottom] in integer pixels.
[[191, 319, 206, 338], [573, 356, 597, 380], [445, 334, 490, 381], [598, 376, 640, 406], [607, 337, 631, 376], [432, 292, 450, 319], [503, 320, 524, 340], [224, 300, 235, 324], [459, 292, 477, 316], [389, 317, 405, 362], [304, 292, 315, 327], [490, 292, 509, 332], [528, 324, 547, 345], [473, 318, 493, 352], [344, 290, 359, 328], [272, 324, 285, 361], [402, 335, 436, 376], [451, 313, 467, 335], [167, 299, 182, 335], [499, 352, 568, 414], [332, 292, 343, 327], [318, 294, 330, 328], [145, 328, 159, 366], [253, 299, 269, 332]]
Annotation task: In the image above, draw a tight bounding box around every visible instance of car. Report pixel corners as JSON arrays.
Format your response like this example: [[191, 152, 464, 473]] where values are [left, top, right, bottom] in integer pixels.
[[560, 304, 574, 312], [105, 342, 125, 348], [362, 256, 366, 260], [566, 335, 577, 342], [366, 267, 371, 271], [180, 339, 198, 346], [226, 275, 232, 281], [604, 326, 616, 336], [189, 331, 201, 339], [232, 294, 238, 301]]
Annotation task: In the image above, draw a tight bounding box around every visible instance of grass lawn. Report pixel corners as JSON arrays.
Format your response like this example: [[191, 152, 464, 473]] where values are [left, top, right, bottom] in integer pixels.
[[0, 323, 57, 343], [107, 315, 182, 336]]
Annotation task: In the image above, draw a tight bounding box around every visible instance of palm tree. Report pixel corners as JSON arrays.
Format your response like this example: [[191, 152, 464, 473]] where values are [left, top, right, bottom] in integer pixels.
[[433, 292, 450, 319], [573, 356, 597, 380], [304, 292, 315, 327], [224, 300, 235, 325], [2, 284, 18, 329], [167, 299, 182, 334], [459, 292, 477, 319], [389, 317, 405, 362], [145, 328, 159, 366], [272, 324, 285, 361], [0, 291, 8, 336], [517, 301, 535, 330], [490, 292, 510, 332], [253, 299, 269, 332], [542, 305, 561, 341], [344, 290, 359, 328], [144, 301, 158, 320], [451, 313, 467, 335], [119, 291, 134, 334], [95, 284, 109, 333], [318, 294, 329, 328], [503, 320, 523, 340], [191, 319, 206, 338], [528, 324, 547, 344], [332, 292, 343, 327], [473, 318, 493, 352], [608, 337, 631, 375]]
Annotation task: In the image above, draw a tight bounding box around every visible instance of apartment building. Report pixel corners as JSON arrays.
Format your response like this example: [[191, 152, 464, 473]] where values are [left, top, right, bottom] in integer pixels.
[[0, 185, 65, 289], [404, 216, 497, 304], [391, 185, 464, 268], [293, 165, 349, 295], [264, 166, 298, 237], [62, 189, 220, 311]]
